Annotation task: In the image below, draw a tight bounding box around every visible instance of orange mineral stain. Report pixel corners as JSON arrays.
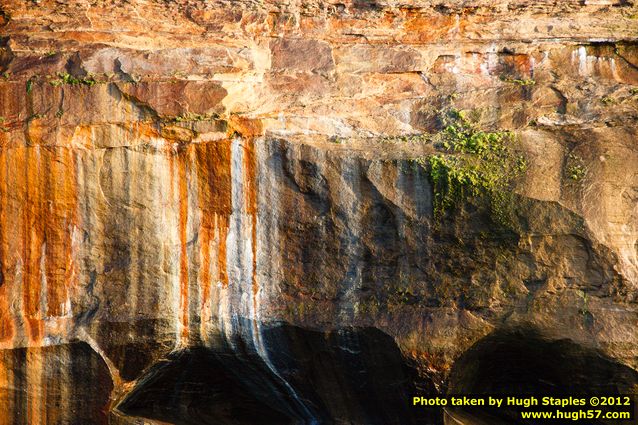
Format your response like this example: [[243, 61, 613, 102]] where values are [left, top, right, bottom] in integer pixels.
[[177, 147, 190, 344], [195, 139, 232, 318], [26, 346, 45, 425], [227, 117, 262, 316], [44, 148, 78, 320], [242, 139, 259, 312], [0, 151, 15, 343], [402, 13, 457, 43], [0, 146, 77, 345], [21, 147, 46, 343]]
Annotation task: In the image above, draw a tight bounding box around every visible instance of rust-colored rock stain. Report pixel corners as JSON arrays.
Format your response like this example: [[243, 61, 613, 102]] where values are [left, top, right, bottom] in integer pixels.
[[26, 346, 45, 425], [402, 13, 458, 43], [195, 139, 232, 314], [0, 147, 77, 344], [21, 147, 45, 343], [177, 146, 190, 344], [167, 137, 236, 341], [242, 139, 258, 311], [0, 145, 78, 424], [228, 116, 262, 313], [44, 149, 78, 319], [0, 152, 16, 343]]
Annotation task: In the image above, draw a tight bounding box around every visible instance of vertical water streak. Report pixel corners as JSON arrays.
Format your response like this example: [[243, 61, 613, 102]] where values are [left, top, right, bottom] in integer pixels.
[[224, 137, 318, 424], [222, 137, 253, 343], [578, 46, 588, 76], [336, 155, 363, 326]]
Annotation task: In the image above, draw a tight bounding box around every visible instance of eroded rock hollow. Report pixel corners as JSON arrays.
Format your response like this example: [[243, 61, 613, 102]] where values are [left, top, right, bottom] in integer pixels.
[[0, 0, 637, 424]]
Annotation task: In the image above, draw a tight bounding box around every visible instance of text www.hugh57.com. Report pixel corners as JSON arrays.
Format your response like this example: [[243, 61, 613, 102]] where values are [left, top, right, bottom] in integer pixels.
[[521, 410, 632, 421]]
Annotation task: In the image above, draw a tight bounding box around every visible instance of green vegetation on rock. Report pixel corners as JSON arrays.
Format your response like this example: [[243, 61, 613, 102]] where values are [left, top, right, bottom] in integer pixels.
[[566, 153, 586, 181], [170, 112, 218, 123], [415, 108, 528, 224], [49, 72, 98, 87], [326, 108, 527, 225], [500, 75, 536, 86]]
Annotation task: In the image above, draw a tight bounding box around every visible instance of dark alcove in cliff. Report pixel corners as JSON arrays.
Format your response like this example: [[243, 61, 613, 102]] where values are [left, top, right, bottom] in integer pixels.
[[445, 327, 638, 424], [117, 323, 437, 425]]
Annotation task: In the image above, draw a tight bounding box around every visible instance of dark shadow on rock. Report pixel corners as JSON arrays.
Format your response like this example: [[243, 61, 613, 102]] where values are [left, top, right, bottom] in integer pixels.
[[116, 345, 294, 425], [0, 341, 113, 425], [446, 326, 638, 424], [258, 323, 437, 424], [117, 322, 437, 425]]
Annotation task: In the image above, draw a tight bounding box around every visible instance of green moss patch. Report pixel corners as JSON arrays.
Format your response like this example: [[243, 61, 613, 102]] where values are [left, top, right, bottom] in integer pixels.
[[415, 108, 527, 224], [49, 72, 98, 87]]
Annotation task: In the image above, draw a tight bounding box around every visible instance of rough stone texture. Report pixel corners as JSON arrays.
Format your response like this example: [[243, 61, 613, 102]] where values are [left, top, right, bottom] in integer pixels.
[[0, 0, 637, 423]]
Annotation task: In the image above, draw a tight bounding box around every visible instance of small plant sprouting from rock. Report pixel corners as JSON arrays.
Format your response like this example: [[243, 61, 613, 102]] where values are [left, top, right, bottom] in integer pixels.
[[566, 153, 586, 182], [0, 117, 8, 133], [49, 72, 98, 87], [577, 290, 592, 327], [568, 164, 586, 181], [170, 112, 218, 123], [416, 108, 528, 224], [379, 133, 430, 144], [389, 287, 416, 305], [500, 75, 536, 86]]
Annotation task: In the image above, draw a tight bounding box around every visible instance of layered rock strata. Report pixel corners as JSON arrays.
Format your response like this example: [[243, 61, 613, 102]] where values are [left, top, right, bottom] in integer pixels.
[[0, 0, 637, 423]]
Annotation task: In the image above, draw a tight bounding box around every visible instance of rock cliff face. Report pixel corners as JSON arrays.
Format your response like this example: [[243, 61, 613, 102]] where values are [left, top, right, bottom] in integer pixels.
[[1, 0, 638, 424]]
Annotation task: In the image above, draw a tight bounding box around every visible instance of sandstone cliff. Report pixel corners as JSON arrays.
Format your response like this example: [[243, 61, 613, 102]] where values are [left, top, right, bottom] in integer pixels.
[[0, 1, 637, 424]]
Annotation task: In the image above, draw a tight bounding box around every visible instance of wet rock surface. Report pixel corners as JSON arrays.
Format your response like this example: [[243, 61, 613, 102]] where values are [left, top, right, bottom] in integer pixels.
[[0, 0, 637, 423]]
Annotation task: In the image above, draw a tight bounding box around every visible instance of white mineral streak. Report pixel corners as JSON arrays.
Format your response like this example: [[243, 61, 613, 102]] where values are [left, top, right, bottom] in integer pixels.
[[578, 46, 588, 76], [337, 156, 364, 325], [221, 137, 318, 423], [610, 58, 620, 81]]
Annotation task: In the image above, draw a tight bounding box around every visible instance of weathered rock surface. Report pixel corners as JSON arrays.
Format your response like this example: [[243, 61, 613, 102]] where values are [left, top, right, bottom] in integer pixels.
[[0, 0, 637, 423]]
